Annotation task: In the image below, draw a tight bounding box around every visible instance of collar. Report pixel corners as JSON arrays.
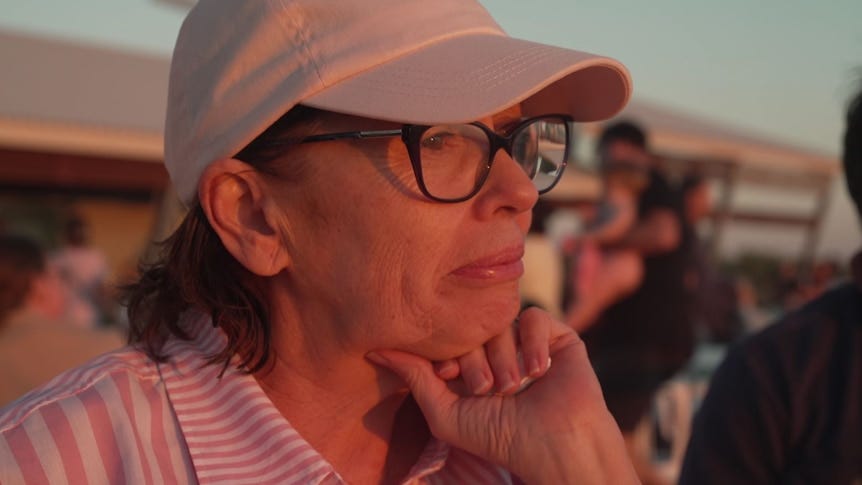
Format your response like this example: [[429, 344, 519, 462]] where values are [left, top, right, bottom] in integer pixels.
[[158, 315, 451, 485]]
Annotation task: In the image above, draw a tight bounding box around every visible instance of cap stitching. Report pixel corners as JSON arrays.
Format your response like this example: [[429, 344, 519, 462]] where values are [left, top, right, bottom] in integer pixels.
[[388, 44, 552, 83], [339, 48, 564, 98], [391, 45, 555, 86], [276, 0, 325, 87]]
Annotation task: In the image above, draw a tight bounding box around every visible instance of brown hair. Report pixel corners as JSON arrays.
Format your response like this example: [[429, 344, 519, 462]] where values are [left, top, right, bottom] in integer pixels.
[[123, 105, 324, 373]]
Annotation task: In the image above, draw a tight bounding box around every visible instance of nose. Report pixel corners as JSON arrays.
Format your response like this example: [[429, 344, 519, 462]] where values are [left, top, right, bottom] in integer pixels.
[[472, 147, 538, 219]]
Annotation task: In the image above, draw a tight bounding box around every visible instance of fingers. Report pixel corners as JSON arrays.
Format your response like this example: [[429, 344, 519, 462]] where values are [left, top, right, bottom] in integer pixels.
[[516, 307, 552, 378], [365, 350, 457, 435], [457, 347, 494, 395], [484, 326, 521, 394], [519, 306, 584, 354], [433, 359, 460, 380], [451, 308, 568, 396], [388, 308, 579, 403]]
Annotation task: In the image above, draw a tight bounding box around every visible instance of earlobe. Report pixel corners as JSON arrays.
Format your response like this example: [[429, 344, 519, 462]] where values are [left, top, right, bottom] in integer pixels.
[[198, 159, 291, 276]]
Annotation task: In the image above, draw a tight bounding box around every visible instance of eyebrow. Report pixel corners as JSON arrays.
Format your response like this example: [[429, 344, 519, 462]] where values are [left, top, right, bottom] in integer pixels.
[[491, 108, 525, 132]]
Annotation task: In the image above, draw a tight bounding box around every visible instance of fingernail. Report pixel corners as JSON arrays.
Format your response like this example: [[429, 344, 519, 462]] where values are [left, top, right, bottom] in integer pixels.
[[435, 360, 457, 377], [366, 351, 390, 366], [497, 372, 519, 394], [472, 374, 492, 395], [528, 357, 542, 377]]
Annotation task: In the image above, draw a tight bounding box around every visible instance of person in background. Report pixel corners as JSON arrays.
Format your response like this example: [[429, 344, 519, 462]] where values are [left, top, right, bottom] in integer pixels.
[[579, 120, 696, 484], [563, 151, 648, 331], [680, 174, 745, 344], [521, 201, 566, 318], [50, 215, 111, 327], [679, 83, 862, 484], [0, 1, 638, 483], [0, 235, 123, 407]]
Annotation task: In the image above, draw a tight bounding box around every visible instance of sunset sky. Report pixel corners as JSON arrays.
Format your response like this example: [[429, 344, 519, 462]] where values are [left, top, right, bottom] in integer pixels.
[[3, 0, 860, 155]]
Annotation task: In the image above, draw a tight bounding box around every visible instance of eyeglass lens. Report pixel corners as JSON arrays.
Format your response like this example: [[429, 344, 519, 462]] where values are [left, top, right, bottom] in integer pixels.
[[417, 117, 568, 200]]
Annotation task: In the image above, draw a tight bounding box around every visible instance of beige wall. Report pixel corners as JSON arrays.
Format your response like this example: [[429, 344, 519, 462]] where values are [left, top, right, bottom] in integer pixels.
[[71, 199, 157, 285], [0, 194, 158, 286]]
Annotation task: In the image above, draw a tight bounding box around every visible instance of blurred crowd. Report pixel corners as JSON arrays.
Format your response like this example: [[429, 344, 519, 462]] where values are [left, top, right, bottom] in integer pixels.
[[0, 216, 125, 407], [521, 115, 860, 484]]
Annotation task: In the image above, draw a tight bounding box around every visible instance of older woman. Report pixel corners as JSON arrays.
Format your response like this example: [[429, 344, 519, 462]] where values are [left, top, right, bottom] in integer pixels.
[[0, 0, 634, 483]]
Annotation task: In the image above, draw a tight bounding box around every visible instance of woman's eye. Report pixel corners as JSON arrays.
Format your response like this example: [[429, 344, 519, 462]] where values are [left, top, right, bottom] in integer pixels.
[[422, 132, 455, 150]]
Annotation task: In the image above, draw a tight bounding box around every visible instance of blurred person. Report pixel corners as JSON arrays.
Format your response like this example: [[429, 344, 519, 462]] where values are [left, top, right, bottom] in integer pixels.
[[735, 277, 774, 332], [795, 259, 844, 304], [50, 214, 111, 327], [0, 235, 123, 407], [0, 1, 639, 483], [563, 156, 648, 331], [681, 174, 745, 344], [579, 120, 697, 484], [679, 83, 862, 484], [775, 259, 807, 310], [521, 201, 565, 317]]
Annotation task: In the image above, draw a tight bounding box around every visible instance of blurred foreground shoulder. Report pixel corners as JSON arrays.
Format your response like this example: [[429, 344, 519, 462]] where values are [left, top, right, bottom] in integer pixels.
[[680, 282, 862, 484]]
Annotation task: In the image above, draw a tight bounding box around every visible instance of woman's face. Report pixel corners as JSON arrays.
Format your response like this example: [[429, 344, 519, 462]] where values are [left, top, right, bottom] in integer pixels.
[[269, 105, 538, 360]]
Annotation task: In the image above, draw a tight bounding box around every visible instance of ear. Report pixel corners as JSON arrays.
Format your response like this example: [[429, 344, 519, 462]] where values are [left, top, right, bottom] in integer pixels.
[[198, 159, 291, 276]]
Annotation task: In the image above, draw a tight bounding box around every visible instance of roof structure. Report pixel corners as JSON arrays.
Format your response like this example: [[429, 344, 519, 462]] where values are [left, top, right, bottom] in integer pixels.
[[0, 29, 166, 161], [1, 28, 840, 173], [594, 98, 839, 178]]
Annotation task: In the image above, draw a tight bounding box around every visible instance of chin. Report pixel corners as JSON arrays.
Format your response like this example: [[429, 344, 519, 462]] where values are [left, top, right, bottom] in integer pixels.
[[403, 284, 523, 360], [439, 292, 522, 356]]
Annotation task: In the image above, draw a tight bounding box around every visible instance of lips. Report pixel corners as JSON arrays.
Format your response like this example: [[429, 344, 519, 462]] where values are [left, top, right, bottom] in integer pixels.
[[451, 245, 525, 281]]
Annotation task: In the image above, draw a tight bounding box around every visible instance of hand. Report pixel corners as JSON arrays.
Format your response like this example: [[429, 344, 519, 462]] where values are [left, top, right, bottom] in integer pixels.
[[366, 307, 638, 484], [430, 310, 551, 397]]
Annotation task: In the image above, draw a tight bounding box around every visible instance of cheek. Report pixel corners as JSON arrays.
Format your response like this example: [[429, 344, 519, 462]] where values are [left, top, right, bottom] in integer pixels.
[[345, 211, 473, 343], [417, 283, 520, 355], [393, 251, 523, 358], [291, 188, 456, 325]]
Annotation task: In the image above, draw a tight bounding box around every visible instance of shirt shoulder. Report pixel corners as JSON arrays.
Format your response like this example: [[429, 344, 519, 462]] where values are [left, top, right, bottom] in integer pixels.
[[0, 346, 158, 430], [0, 347, 195, 484], [739, 283, 860, 372], [680, 283, 862, 484]]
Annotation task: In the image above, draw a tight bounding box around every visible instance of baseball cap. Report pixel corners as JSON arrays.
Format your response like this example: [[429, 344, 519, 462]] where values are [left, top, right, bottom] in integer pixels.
[[165, 0, 633, 203]]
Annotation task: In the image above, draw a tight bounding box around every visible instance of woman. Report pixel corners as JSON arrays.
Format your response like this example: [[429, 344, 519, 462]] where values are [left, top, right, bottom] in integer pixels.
[[0, 0, 635, 483]]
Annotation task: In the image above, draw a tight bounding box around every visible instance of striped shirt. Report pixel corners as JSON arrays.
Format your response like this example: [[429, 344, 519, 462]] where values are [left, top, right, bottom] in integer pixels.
[[0, 316, 515, 484]]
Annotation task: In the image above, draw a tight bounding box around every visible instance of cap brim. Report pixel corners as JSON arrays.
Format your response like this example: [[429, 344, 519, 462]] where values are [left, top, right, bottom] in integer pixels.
[[303, 33, 632, 125]]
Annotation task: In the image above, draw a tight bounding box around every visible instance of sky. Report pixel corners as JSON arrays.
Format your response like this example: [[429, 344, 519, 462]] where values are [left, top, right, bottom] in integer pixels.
[[2, 0, 862, 258], [3, 0, 860, 155], [482, 0, 862, 156]]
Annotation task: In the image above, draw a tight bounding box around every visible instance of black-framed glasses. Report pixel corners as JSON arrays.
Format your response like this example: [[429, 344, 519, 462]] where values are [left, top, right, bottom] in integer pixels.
[[264, 114, 573, 203]]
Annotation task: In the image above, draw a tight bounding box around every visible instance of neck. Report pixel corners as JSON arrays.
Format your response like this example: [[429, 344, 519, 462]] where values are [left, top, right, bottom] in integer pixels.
[[254, 320, 429, 484]]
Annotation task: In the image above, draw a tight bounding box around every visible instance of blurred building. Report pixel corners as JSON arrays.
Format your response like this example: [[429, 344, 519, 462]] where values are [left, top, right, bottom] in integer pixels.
[[593, 99, 840, 266], [0, 30, 182, 285], [0, 27, 847, 290]]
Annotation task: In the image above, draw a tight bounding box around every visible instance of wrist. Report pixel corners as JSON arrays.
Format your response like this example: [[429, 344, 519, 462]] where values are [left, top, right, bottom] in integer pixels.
[[510, 412, 638, 485]]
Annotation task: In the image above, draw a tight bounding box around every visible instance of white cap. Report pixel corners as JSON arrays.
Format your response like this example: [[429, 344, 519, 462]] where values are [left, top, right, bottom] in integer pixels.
[[165, 0, 632, 203]]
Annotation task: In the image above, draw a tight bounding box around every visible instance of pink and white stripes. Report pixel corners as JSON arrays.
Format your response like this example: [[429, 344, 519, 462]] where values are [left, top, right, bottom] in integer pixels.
[[0, 317, 515, 484]]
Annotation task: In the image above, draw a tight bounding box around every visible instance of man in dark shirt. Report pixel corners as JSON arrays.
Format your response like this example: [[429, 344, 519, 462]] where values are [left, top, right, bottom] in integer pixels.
[[581, 121, 697, 484], [582, 121, 696, 433], [679, 85, 862, 483]]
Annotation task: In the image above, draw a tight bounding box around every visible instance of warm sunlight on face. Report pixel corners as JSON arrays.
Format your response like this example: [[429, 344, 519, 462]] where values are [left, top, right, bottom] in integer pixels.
[[267, 104, 538, 360]]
